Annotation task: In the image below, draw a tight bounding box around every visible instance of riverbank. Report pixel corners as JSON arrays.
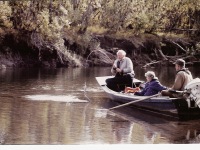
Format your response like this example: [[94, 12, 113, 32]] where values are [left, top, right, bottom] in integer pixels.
[[0, 29, 200, 69], [1, 1, 200, 69]]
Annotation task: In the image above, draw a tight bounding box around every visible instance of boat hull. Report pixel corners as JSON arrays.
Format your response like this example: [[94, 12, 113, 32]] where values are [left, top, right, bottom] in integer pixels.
[[96, 76, 200, 120]]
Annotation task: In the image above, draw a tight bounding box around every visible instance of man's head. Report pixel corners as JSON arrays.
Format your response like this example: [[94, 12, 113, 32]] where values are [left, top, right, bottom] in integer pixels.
[[174, 59, 185, 71], [117, 50, 126, 60]]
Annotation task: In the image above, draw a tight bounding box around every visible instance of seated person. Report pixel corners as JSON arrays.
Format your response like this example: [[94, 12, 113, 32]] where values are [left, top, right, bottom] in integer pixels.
[[106, 49, 135, 92], [161, 59, 193, 98], [134, 71, 167, 96]]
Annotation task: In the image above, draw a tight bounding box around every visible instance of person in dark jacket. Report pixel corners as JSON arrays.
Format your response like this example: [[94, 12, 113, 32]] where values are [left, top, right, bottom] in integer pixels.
[[135, 71, 167, 96]]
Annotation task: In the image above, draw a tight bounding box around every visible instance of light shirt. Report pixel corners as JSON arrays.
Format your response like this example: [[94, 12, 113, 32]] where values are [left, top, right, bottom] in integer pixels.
[[111, 57, 134, 75]]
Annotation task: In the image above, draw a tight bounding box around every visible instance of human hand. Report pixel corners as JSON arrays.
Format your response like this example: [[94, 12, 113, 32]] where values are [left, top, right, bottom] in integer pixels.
[[113, 64, 117, 70], [116, 68, 122, 72]]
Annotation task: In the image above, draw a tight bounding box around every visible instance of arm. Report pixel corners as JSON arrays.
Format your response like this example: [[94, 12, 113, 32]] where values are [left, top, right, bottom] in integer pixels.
[[134, 83, 148, 96], [171, 73, 184, 90], [111, 60, 118, 75], [144, 81, 167, 96], [134, 90, 146, 96], [151, 81, 167, 91]]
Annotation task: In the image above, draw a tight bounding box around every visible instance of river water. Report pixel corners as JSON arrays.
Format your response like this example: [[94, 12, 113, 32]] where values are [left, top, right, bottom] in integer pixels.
[[0, 66, 200, 144]]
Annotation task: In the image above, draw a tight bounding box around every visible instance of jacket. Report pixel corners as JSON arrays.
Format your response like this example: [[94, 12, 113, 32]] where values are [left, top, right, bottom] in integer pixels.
[[172, 68, 193, 91], [135, 79, 167, 96]]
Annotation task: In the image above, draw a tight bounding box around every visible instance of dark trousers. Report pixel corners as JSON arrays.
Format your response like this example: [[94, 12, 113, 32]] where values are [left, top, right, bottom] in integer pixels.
[[106, 74, 133, 92]]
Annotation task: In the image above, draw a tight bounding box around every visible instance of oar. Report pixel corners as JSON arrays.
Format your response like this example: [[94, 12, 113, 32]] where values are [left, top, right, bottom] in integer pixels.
[[168, 89, 184, 94], [109, 93, 161, 110]]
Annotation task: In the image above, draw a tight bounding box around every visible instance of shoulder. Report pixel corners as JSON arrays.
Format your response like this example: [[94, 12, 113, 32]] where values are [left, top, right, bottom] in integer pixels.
[[124, 57, 131, 61], [124, 57, 133, 64], [176, 71, 189, 78], [150, 79, 159, 84], [177, 70, 185, 74], [177, 69, 192, 75], [149, 80, 162, 87], [176, 71, 185, 77]]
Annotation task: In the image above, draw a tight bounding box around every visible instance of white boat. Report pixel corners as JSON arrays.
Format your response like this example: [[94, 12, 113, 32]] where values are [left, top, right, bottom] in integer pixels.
[[96, 76, 200, 120]]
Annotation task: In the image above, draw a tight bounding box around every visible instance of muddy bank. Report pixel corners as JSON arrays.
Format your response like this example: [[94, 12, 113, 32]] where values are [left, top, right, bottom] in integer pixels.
[[0, 30, 200, 69], [79, 33, 200, 67]]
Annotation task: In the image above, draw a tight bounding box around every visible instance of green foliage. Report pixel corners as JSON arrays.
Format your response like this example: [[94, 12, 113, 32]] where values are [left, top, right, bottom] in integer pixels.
[[0, 0, 199, 66], [1, 0, 200, 49], [0, 1, 12, 28]]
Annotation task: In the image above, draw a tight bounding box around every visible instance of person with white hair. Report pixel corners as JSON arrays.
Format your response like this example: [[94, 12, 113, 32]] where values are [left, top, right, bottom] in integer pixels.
[[106, 49, 135, 92], [134, 71, 167, 96]]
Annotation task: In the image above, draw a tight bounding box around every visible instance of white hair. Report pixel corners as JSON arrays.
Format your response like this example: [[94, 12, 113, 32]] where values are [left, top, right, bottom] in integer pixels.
[[145, 71, 157, 79], [117, 50, 126, 56]]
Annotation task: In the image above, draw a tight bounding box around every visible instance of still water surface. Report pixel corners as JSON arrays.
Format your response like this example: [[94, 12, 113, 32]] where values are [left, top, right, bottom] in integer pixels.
[[0, 66, 200, 144]]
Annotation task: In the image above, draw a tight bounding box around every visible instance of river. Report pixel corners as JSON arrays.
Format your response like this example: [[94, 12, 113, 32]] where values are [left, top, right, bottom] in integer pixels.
[[0, 66, 200, 144]]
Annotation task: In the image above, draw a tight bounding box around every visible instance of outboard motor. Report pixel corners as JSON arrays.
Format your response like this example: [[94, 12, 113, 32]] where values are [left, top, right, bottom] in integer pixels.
[[184, 78, 200, 108]]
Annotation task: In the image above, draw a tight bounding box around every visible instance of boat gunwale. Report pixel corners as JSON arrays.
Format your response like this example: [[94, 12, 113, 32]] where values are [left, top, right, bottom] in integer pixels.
[[96, 76, 178, 103]]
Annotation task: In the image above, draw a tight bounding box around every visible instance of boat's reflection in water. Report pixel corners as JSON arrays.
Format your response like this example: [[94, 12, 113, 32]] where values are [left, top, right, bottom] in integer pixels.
[[103, 100, 200, 144]]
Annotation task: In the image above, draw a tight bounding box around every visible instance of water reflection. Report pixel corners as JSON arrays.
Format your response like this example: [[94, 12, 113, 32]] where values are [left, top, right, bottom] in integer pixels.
[[24, 95, 88, 103], [0, 67, 200, 144]]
